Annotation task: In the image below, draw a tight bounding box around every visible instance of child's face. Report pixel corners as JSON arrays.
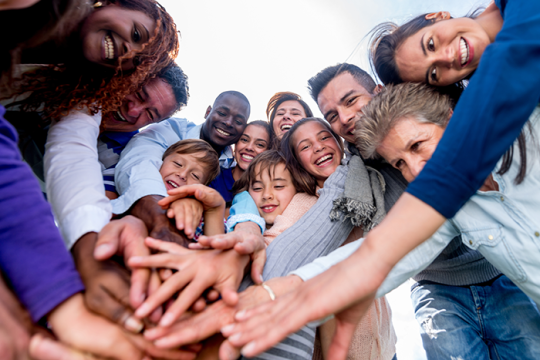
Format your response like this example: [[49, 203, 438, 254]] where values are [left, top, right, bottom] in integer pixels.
[[249, 163, 297, 228], [160, 152, 208, 190]]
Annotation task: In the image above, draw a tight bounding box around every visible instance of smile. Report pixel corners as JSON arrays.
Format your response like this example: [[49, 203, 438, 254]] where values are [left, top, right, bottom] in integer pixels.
[[105, 34, 115, 60], [280, 124, 292, 132], [216, 128, 231, 137], [460, 37, 470, 67], [261, 205, 277, 213], [167, 180, 179, 188], [315, 154, 333, 166], [240, 153, 254, 162]]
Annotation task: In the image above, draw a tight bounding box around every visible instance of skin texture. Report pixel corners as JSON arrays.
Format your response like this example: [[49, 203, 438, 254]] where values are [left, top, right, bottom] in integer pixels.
[[248, 163, 297, 228], [291, 121, 343, 188], [395, 10, 502, 86], [160, 152, 208, 191], [100, 78, 177, 133], [272, 100, 307, 139], [0, 0, 39, 10], [201, 94, 250, 152], [233, 124, 270, 179], [80, 4, 156, 70], [317, 72, 380, 144]]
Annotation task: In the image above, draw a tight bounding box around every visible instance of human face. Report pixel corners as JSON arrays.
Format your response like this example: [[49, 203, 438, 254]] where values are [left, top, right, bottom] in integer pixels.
[[376, 117, 445, 182], [396, 17, 490, 86], [160, 152, 208, 191], [201, 94, 250, 149], [317, 72, 374, 144], [272, 100, 307, 139], [234, 125, 270, 171], [292, 121, 343, 188], [101, 78, 176, 132], [249, 163, 297, 228], [80, 4, 156, 70]]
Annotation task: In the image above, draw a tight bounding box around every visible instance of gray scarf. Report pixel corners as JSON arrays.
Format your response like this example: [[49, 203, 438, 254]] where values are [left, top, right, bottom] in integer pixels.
[[329, 153, 386, 231]]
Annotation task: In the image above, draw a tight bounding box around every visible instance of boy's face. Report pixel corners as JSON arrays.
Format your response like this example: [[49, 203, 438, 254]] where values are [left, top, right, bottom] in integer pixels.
[[248, 163, 297, 228], [160, 152, 208, 190]]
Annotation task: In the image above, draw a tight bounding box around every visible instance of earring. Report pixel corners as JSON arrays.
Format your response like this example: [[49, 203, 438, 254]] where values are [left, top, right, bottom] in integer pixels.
[[93, 1, 103, 8]]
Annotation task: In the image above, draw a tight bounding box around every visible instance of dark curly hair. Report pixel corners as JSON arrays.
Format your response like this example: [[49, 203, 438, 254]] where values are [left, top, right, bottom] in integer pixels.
[[7, 0, 179, 119]]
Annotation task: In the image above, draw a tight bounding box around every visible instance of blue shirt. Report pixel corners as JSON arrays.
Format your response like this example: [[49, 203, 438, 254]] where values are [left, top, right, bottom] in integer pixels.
[[208, 166, 236, 205], [407, 0, 540, 218], [98, 130, 138, 193]]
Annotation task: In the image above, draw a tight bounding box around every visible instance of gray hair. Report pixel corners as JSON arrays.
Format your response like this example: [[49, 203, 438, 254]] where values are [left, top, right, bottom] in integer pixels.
[[355, 83, 452, 159]]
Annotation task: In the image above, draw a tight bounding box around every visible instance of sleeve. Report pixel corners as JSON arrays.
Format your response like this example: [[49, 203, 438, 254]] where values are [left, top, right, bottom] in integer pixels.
[[0, 110, 84, 322], [407, 0, 540, 218], [226, 191, 266, 233], [44, 111, 111, 249], [112, 119, 195, 214]]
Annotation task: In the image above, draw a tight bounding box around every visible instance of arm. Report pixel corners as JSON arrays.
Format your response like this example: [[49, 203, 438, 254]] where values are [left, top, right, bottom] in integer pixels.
[[226, 191, 265, 233]]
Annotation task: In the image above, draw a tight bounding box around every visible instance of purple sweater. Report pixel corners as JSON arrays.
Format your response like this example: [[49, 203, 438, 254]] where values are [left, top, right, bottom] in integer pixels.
[[0, 105, 84, 321]]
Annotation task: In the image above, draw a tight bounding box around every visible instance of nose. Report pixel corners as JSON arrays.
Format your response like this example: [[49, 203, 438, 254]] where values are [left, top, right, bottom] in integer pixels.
[[222, 115, 233, 128], [337, 107, 355, 126], [262, 188, 274, 200], [244, 141, 255, 153], [176, 169, 188, 184], [409, 158, 426, 180], [313, 141, 325, 153], [436, 46, 455, 67], [127, 99, 144, 118]]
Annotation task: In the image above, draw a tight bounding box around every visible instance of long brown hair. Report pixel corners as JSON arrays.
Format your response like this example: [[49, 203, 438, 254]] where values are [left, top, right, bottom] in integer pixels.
[[7, 0, 179, 119]]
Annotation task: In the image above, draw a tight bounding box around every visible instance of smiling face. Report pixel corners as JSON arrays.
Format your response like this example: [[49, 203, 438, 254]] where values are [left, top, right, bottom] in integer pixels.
[[100, 78, 176, 132], [317, 72, 375, 144], [234, 124, 270, 171], [292, 121, 343, 188], [201, 94, 250, 150], [249, 163, 297, 228], [376, 117, 445, 182], [80, 4, 156, 70], [272, 100, 307, 139], [395, 17, 490, 86], [160, 152, 208, 190]]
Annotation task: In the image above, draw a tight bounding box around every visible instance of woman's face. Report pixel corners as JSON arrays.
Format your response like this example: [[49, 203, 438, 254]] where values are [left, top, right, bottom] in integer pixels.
[[395, 17, 490, 86], [80, 4, 156, 70], [234, 125, 270, 171], [273, 100, 307, 139], [291, 121, 343, 187], [377, 117, 445, 182]]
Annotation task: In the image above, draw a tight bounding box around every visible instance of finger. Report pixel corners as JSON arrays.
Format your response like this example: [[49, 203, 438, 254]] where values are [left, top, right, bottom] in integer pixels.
[[180, 204, 193, 238], [206, 289, 220, 302], [327, 321, 357, 360], [159, 186, 199, 207], [94, 223, 122, 260], [191, 297, 207, 313], [128, 253, 180, 269], [160, 268, 173, 281], [197, 233, 241, 250], [220, 288, 239, 307], [158, 278, 208, 327], [171, 203, 186, 232], [130, 267, 151, 309], [218, 340, 241, 360], [187, 243, 207, 250], [144, 237, 189, 255], [250, 249, 266, 285], [29, 334, 98, 360], [147, 269, 163, 323]]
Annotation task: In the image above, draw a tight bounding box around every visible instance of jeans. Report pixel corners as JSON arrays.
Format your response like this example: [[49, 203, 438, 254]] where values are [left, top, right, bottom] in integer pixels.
[[411, 275, 540, 360]]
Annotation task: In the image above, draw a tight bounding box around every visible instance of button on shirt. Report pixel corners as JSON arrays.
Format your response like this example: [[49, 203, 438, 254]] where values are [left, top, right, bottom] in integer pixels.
[[112, 119, 235, 214]]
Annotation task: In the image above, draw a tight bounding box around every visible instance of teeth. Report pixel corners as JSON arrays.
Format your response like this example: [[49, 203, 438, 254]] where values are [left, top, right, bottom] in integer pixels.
[[167, 180, 178, 188], [241, 154, 254, 161], [116, 111, 127, 122], [281, 124, 292, 131], [216, 128, 231, 136], [105, 35, 114, 60], [460, 38, 469, 66], [316, 154, 332, 165], [262, 206, 274, 210]]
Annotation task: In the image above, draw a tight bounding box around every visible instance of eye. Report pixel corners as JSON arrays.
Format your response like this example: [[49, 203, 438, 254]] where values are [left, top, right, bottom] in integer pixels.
[[327, 113, 337, 124], [430, 68, 437, 82], [346, 97, 357, 106], [147, 110, 155, 121], [136, 92, 144, 101], [251, 186, 262, 192], [256, 142, 266, 149], [240, 137, 248, 143], [217, 111, 225, 116], [292, 112, 302, 116], [300, 145, 309, 151], [411, 141, 422, 151], [427, 38, 435, 51], [174, 161, 182, 168], [132, 27, 141, 42], [235, 120, 243, 126], [192, 173, 200, 181], [395, 159, 404, 169], [274, 185, 284, 190]]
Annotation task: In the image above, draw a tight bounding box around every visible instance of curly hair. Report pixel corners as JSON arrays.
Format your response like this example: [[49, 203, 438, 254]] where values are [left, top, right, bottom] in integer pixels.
[[8, 0, 179, 119]]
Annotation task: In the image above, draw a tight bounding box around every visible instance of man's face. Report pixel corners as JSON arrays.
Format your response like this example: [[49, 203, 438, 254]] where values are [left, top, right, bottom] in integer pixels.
[[101, 78, 177, 132], [201, 94, 250, 148], [317, 72, 374, 144]]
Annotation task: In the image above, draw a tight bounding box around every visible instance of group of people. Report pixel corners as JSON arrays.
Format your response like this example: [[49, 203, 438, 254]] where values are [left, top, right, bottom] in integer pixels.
[[1, 0, 539, 360]]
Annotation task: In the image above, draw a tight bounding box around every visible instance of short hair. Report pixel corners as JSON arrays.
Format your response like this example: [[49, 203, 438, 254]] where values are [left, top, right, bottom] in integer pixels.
[[214, 90, 251, 116], [242, 120, 273, 149], [266, 91, 313, 134], [162, 139, 220, 184], [232, 150, 305, 195], [355, 83, 452, 159], [308, 63, 377, 102], [156, 63, 189, 113], [280, 117, 345, 196]]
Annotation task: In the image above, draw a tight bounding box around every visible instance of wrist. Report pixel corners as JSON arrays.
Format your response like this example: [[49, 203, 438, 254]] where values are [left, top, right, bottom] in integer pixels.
[[47, 293, 84, 334], [130, 195, 166, 228], [266, 275, 303, 297], [72, 232, 98, 267]]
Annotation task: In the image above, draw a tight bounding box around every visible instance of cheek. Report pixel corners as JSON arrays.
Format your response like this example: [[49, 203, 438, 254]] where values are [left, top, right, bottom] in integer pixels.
[[273, 123, 281, 137], [249, 190, 261, 205]]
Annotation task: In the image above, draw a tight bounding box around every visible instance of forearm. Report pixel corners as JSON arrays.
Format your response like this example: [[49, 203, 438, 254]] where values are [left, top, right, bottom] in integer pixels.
[[203, 206, 226, 236]]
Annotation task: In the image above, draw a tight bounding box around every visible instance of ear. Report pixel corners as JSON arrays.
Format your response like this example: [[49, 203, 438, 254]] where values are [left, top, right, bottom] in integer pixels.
[[373, 84, 384, 95], [425, 11, 451, 21], [204, 106, 212, 119], [447, 108, 454, 120]]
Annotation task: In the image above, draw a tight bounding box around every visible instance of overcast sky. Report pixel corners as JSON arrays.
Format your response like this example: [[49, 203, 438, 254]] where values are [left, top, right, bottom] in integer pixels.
[[160, 0, 490, 123]]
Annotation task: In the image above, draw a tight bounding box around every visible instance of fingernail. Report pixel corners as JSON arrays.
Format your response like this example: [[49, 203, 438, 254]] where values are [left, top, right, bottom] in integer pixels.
[[154, 337, 171, 348], [220, 324, 235, 334], [159, 313, 174, 327], [259, 275, 264, 282], [228, 333, 242, 344], [235, 310, 247, 320], [135, 303, 151, 317], [94, 243, 112, 258], [241, 342, 256, 356], [124, 316, 144, 333], [144, 328, 158, 338]]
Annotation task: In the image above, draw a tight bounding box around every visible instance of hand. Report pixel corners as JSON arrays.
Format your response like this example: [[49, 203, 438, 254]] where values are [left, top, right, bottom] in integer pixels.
[[164, 198, 203, 239], [29, 334, 105, 360], [129, 237, 249, 327], [130, 195, 190, 247], [142, 276, 302, 350], [196, 221, 266, 284], [73, 233, 144, 333], [158, 185, 225, 212]]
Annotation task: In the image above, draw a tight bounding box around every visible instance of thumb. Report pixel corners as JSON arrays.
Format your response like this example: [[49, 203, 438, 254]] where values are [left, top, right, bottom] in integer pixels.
[[94, 225, 122, 260], [250, 248, 266, 285], [29, 334, 95, 360], [327, 319, 357, 360]]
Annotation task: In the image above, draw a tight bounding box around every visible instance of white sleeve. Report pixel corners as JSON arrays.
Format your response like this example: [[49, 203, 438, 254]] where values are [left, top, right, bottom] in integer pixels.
[[44, 111, 111, 249]]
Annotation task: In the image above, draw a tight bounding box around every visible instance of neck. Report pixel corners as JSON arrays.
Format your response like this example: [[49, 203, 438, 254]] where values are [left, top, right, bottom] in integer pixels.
[[475, 4, 504, 43], [317, 178, 326, 189], [200, 127, 225, 155], [232, 165, 244, 181]]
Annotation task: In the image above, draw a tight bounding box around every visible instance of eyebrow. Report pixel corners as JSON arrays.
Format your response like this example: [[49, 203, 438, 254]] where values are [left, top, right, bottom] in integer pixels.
[[324, 90, 355, 119], [142, 86, 160, 119], [272, 178, 287, 182], [141, 23, 150, 42]]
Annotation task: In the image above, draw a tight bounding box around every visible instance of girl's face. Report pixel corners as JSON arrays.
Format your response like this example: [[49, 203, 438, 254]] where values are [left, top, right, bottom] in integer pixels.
[[291, 121, 343, 188], [234, 125, 270, 171], [160, 152, 208, 190], [395, 16, 490, 86], [80, 4, 156, 70], [249, 163, 297, 228], [273, 100, 307, 139]]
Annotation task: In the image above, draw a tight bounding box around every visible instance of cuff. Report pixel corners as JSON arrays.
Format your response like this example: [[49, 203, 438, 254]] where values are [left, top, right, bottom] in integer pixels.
[[60, 204, 112, 249], [112, 178, 167, 215], [226, 213, 266, 233]]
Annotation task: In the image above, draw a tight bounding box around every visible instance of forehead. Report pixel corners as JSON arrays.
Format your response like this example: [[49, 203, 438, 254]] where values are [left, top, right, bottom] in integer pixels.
[[243, 124, 269, 140], [92, 5, 156, 30], [277, 100, 303, 111], [254, 162, 290, 181], [317, 72, 371, 110], [292, 121, 327, 143], [164, 151, 205, 166], [395, 31, 429, 83], [213, 94, 249, 115]]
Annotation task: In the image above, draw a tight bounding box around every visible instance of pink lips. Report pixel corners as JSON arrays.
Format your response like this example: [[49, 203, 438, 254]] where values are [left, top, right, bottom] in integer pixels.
[[461, 37, 474, 68], [261, 205, 277, 213]]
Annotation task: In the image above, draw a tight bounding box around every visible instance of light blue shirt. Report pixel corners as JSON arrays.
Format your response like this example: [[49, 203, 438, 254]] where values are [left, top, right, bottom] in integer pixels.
[[293, 107, 540, 305], [112, 118, 234, 214]]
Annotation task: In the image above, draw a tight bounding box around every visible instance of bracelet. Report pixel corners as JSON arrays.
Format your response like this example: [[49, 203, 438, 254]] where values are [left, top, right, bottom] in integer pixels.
[[261, 282, 276, 301]]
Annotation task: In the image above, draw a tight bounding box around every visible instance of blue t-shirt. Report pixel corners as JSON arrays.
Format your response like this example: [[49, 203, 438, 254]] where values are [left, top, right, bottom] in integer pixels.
[[208, 166, 236, 206]]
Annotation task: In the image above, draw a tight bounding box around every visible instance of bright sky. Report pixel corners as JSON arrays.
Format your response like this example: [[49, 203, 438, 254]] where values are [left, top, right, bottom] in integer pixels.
[[161, 0, 490, 124]]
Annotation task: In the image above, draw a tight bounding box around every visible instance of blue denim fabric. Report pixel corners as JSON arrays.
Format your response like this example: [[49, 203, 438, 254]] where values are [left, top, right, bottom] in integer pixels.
[[411, 275, 540, 360]]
